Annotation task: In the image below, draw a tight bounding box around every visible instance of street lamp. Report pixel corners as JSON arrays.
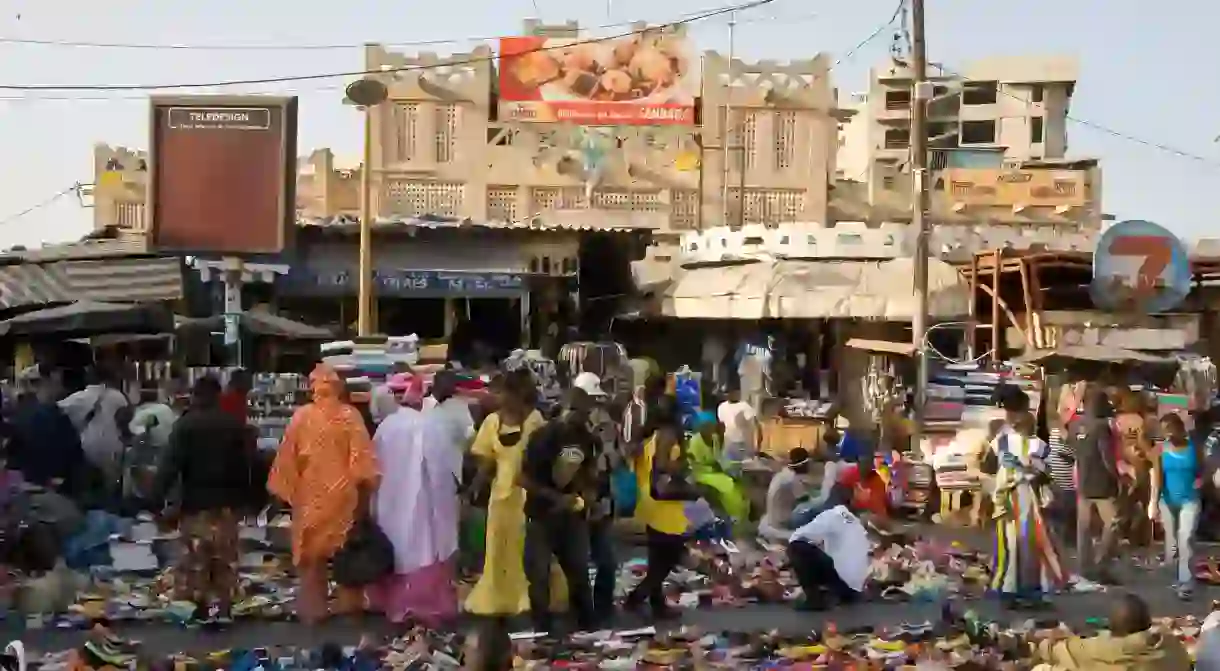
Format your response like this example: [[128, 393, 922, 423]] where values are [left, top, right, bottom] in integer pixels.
[[344, 76, 389, 336]]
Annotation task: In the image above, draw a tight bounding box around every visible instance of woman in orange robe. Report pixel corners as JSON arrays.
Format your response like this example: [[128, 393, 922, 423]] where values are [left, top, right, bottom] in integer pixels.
[[268, 364, 380, 624]]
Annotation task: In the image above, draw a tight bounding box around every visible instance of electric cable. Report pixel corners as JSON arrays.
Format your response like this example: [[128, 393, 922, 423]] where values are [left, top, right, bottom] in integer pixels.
[[921, 321, 994, 365], [0, 0, 775, 92], [0, 184, 82, 227], [0, 5, 811, 52]]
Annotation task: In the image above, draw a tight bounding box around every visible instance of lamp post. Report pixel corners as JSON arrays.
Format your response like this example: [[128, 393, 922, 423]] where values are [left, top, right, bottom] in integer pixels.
[[344, 77, 389, 336]]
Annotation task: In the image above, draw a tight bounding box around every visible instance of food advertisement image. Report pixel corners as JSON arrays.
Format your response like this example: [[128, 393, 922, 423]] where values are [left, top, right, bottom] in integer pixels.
[[498, 31, 699, 125]]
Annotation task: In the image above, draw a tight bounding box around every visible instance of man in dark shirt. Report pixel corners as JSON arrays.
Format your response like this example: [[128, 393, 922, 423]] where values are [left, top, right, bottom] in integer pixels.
[[1067, 386, 1120, 581], [8, 374, 84, 494], [150, 376, 256, 624], [519, 388, 597, 633]]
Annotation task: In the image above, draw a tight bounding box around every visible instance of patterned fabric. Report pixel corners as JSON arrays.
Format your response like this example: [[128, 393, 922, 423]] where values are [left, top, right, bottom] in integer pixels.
[[176, 508, 239, 603], [989, 433, 1065, 596], [268, 364, 380, 566], [1046, 428, 1075, 492]]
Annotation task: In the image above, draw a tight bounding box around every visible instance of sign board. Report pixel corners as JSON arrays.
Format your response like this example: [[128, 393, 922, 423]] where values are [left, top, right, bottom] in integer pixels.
[[497, 31, 698, 125], [1091, 220, 1191, 314], [148, 95, 298, 255], [941, 168, 1087, 208], [281, 270, 527, 298]]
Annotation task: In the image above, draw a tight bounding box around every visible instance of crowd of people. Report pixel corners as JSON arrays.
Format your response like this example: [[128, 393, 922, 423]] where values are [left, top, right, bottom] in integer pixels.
[[2, 358, 1219, 670]]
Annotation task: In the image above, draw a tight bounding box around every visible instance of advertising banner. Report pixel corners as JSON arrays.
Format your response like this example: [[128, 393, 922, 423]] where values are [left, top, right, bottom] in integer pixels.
[[148, 95, 298, 254], [497, 31, 698, 125]]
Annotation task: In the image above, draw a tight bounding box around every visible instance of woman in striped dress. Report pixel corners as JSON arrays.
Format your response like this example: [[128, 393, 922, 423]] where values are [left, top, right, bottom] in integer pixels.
[[989, 408, 1066, 608]]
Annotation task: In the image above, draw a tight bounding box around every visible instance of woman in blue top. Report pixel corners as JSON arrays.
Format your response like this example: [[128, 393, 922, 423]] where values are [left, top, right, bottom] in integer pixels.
[[1149, 413, 1204, 600]]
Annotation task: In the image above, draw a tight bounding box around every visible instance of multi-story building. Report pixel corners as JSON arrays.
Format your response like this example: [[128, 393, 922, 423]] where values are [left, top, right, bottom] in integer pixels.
[[91, 21, 844, 238], [834, 55, 1101, 230], [363, 19, 841, 238]]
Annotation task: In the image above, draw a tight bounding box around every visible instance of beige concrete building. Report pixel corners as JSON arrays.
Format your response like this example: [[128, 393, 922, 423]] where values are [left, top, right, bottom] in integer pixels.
[[361, 19, 841, 237], [833, 55, 1101, 230], [87, 144, 362, 233]]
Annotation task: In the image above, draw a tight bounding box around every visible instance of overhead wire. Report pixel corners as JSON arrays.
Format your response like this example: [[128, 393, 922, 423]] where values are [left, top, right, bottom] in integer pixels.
[[0, 5, 812, 52], [0, 184, 82, 227], [0, 0, 776, 92]]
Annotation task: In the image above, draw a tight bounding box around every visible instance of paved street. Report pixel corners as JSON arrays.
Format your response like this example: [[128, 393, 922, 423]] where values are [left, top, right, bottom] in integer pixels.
[[14, 527, 1220, 656]]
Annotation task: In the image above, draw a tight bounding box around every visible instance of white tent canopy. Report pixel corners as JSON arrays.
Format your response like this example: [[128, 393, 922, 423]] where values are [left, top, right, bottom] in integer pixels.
[[662, 258, 970, 320]]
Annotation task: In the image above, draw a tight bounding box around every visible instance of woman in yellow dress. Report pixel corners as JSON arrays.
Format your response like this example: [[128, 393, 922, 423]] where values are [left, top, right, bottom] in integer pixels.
[[626, 399, 696, 621], [465, 370, 565, 616]]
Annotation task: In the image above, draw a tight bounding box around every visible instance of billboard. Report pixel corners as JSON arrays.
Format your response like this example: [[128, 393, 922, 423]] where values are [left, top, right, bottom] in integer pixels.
[[148, 95, 298, 254], [497, 30, 698, 125]]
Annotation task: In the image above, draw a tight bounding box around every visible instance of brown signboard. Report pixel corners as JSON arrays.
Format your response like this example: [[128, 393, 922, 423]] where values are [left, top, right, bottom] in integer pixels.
[[148, 95, 297, 255]]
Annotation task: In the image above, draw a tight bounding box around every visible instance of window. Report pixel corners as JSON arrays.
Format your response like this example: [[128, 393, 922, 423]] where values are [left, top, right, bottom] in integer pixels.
[[773, 111, 796, 170], [960, 120, 996, 145], [1030, 116, 1044, 144], [884, 89, 911, 110], [434, 104, 458, 163], [961, 81, 998, 105], [1030, 84, 1044, 103], [884, 128, 910, 149], [393, 104, 419, 161]]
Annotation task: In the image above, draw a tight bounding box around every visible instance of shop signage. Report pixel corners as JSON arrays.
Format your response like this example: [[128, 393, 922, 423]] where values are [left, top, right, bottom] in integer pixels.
[[1091, 219, 1191, 314], [941, 168, 1087, 208], [148, 95, 298, 255], [497, 31, 698, 126], [282, 269, 526, 297]]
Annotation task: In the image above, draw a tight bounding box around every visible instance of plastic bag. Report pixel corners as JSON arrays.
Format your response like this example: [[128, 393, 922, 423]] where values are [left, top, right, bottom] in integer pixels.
[[333, 518, 395, 587]]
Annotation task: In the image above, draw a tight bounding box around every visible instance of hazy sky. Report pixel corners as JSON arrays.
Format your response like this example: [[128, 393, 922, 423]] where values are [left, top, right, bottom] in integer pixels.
[[0, 0, 1215, 249]]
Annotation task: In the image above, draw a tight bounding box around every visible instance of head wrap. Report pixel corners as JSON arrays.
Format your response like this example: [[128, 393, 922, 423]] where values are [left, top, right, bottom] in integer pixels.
[[309, 364, 343, 402]]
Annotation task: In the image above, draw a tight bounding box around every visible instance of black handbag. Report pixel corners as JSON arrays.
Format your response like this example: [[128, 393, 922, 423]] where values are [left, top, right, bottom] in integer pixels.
[[332, 517, 394, 587]]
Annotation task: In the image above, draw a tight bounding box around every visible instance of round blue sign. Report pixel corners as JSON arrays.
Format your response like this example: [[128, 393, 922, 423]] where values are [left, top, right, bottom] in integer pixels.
[[1091, 220, 1191, 313]]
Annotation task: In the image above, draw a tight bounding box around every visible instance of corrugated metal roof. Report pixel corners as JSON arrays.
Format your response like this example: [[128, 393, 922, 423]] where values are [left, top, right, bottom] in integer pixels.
[[0, 237, 152, 264], [0, 256, 184, 310]]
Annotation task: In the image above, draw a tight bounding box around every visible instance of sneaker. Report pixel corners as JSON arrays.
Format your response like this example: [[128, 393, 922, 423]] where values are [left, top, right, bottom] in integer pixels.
[[1, 642, 25, 671], [1177, 584, 1194, 601]]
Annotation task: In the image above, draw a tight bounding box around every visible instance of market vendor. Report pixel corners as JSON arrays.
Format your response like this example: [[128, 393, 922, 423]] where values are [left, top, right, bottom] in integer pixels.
[[757, 448, 815, 543]]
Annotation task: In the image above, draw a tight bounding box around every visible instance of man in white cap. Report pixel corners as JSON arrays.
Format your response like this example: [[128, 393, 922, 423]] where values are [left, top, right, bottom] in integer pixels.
[[570, 371, 620, 622]]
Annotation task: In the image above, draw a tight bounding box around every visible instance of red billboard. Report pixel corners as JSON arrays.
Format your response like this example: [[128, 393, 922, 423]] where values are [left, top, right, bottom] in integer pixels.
[[148, 95, 298, 254], [497, 32, 698, 125]]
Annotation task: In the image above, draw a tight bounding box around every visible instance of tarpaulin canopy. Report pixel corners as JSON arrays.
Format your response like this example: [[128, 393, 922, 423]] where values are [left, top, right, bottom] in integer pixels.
[[1014, 344, 1179, 366], [177, 311, 333, 339], [0, 301, 175, 338], [661, 258, 970, 320]]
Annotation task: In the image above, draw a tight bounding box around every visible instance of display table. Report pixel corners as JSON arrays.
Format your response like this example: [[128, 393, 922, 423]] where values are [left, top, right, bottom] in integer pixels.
[[761, 416, 825, 460]]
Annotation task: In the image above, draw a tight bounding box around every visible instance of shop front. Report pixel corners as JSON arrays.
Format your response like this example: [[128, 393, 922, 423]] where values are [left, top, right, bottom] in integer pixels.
[[277, 224, 579, 363]]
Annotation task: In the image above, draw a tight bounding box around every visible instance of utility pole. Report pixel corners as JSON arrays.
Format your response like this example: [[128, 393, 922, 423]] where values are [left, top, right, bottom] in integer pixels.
[[720, 10, 737, 227], [909, 0, 932, 453]]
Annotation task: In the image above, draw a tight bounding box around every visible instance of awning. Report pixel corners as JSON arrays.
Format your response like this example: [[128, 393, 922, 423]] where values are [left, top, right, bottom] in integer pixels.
[[0, 257, 184, 310], [177, 311, 333, 339], [662, 258, 970, 320], [0, 301, 175, 338], [1014, 345, 1179, 366]]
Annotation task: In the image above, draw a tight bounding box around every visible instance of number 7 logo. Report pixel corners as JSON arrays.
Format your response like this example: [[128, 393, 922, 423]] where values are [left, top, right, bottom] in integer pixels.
[[1106, 235, 1174, 295]]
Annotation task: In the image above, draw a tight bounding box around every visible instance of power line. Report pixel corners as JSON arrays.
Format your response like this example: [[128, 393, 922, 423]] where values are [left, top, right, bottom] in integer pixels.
[[0, 0, 773, 92], [0, 7, 806, 52], [0, 184, 81, 227], [0, 7, 837, 102]]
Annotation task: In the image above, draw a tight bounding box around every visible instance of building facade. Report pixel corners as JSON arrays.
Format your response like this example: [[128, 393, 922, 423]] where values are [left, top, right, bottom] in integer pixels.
[[362, 20, 840, 238], [833, 55, 1101, 230]]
